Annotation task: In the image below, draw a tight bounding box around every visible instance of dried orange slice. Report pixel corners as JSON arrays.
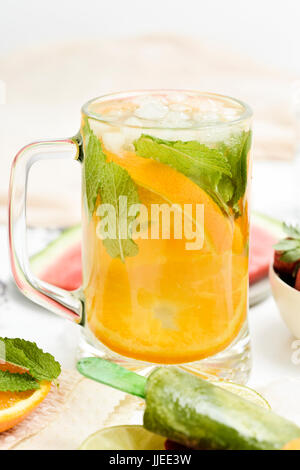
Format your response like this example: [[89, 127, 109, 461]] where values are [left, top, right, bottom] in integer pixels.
[[0, 363, 51, 433]]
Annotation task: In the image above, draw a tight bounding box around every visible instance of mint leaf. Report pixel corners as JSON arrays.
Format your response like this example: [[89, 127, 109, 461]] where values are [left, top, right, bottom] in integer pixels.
[[134, 132, 251, 218], [134, 135, 233, 215], [97, 161, 139, 261], [134, 135, 232, 177], [83, 119, 140, 261], [274, 239, 300, 251], [217, 130, 251, 216], [241, 131, 252, 195], [0, 370, 39, 392], [217, 175, 234, 205], [283, 223, 300, 239], [0, 338, 61, 382], [274, 223, 300, 264], [82, 118, 106, 214]]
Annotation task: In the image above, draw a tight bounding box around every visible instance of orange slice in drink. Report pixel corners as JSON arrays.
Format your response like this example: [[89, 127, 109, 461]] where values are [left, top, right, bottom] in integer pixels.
[[88, 246, 248, 363], [85, 143, 248, 364], [0, 363, 51, 433], [103, 146, 233, 253]]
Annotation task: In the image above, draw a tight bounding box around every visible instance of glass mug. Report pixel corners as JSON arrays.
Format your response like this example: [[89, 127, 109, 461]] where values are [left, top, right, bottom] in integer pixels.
[[9, 90, 252, 383]]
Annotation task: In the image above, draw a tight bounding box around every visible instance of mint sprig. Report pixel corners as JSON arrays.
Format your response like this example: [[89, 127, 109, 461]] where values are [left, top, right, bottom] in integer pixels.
[[282, 223, 300, 239], [134, 135, 233, 215], [83, 119, 140, 261], [274, 223, 300, 263], [217, 131, 251, 215], [82, 119, 106, 215], [0, 338, 61, 391], [134, 135, 232, 177], [134, 132, 251, 217], [97, 161, 139, 261]]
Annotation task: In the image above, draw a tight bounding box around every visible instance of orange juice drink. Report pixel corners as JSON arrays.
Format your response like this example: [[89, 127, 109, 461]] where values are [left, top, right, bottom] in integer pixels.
[[81, 91, 252, 379]]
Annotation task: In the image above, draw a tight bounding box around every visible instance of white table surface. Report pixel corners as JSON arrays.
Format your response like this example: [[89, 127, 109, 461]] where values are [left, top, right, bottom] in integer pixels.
[[2, 159, 299, 391]]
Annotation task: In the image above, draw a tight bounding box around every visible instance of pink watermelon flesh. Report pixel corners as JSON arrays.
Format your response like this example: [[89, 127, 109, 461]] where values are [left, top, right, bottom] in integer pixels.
[[249, 225, 277, 285], [38, 225, 277, 290], [40, 243, 82, 291]]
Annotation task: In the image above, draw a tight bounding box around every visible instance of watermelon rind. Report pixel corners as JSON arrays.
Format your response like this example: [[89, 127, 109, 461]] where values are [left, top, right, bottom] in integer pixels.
[[30, 225, 81, 276]]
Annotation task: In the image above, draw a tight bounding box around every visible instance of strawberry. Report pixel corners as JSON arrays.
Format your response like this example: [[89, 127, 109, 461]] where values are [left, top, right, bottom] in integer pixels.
[[273, 225, 300, 288], [274, 250, 297, 276], [295, 269, 300, 291]]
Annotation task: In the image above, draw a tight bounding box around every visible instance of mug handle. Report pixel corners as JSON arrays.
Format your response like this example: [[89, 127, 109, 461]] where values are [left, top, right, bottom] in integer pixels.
[[9, 138, 83, 324]]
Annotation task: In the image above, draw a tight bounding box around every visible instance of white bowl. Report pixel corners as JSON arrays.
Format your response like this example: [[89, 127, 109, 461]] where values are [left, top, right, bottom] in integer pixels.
[[269, 265, 300, 338]]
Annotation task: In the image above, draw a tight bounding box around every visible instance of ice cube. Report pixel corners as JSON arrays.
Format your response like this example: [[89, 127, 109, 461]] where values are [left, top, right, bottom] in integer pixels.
[[104, 108, 127, 120], [151, 128, 200, 142], [102, 132, 126, 154], [162, 110, 192, 128], [194, 112, 220, 124], [134, 101, 168, 120], [222, 107, 240, 121], [124, 116, 143, 127], [89, 120, 112, 136], [122, 117, 143, 149], [169, 103, 192, 113]]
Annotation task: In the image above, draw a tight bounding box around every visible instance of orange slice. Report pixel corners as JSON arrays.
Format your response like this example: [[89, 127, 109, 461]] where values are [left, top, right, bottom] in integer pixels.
[[0, 363, 51, 433], [85, 142, 248, 364], [103, 146, 233, 253], [87, 247, 248, 363]]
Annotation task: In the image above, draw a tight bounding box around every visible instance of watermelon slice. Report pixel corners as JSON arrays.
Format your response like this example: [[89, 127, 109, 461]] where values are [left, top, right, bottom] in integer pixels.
[[249, 225, 277, 285], [30, 213, 283, 292], [31, 226, 82, 291], [249, 213, 285, 285]]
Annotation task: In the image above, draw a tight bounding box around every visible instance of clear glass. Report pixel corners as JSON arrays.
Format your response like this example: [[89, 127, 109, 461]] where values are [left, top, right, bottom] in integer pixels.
[[9, 139, 83, 322], [80, 90, 253, 382], [9, 90, 252, 383]]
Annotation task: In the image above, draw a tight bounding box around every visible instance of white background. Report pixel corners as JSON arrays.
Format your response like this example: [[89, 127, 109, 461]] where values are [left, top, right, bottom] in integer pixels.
[[0, 0, 300, 73]]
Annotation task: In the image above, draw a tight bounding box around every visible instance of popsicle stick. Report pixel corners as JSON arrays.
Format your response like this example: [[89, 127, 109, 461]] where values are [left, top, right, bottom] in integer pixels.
[[77, 357, 147, 398]]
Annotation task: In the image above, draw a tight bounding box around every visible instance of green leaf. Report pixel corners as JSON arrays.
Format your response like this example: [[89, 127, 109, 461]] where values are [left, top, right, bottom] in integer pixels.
[[134, 135, 232, 177], [0, 338, 61, 382], [274, 223, 300, 264], [0, 370, 39, 392], [280, 249, 300, 263], [82, 119, 140, 261], [134, 135, 233, 214], [82, 118, 107, 215], [274, 239, 300, 251], [134, 133, 250, 217], [217, 175, 235, 204], [283, 223, 300, 239], [97, 161, 139, 262], [217, 130, 251, 216]]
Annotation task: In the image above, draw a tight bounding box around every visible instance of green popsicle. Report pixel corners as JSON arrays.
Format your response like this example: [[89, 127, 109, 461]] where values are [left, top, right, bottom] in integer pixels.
[[77, 358, 300, 450]]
